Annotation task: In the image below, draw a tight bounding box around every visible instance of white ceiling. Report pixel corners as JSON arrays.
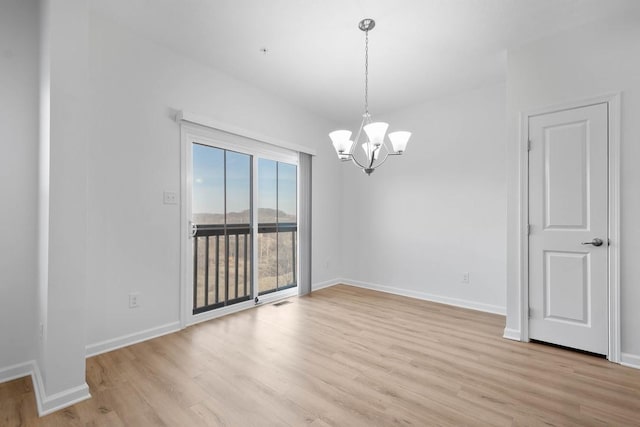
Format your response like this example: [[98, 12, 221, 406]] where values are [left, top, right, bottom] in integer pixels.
[[90, 0, 639, 123]]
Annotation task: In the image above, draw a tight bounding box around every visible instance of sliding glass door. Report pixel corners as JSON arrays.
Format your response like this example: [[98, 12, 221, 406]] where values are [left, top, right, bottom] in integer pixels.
[[191, 144, 252, 314], [190, 141, 298, 316]]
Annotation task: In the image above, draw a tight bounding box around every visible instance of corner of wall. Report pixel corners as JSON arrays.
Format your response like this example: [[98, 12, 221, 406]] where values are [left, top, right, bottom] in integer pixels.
[[312, 279, 342, 291], [502, 327, 522, 341], [31, 360, 91, 416]]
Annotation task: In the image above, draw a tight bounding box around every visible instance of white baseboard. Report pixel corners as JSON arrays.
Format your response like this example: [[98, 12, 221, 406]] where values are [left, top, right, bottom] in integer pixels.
[[85, 321, 181, 358], [32, 362, 91, 416], [311, 279, 341, 291], [87, 282, 330, 357], [341, 278, 506, 315], [0, 360, 34, 384], [0, 360, 90, 416], [621, 352, 640, 370], [503, 327, 522, 341]]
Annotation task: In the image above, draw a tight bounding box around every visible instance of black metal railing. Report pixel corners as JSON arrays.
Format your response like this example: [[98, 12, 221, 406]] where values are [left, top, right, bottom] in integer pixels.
[[193, 222, 297, 314], [257, 223, 297, 296]]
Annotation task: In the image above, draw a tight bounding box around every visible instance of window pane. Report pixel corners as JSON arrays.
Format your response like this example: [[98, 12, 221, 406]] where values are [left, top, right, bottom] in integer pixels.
[[278, 163, 297, 223], [277, 162, 297, 288], [258, 159, 278, 293], [226, 151, 251, 224], [258, 159, 277, 223], [277, 230, 296, 287], [226, 151, 251, 302], [192, 144, 224, 311], [192, 144, 224, 224]]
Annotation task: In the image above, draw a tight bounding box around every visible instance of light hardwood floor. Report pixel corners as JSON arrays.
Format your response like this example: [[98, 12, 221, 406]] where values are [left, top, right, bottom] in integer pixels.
[[2, 285, 640, 426]]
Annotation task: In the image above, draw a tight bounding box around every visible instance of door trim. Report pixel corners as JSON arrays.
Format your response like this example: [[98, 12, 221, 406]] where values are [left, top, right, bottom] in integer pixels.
[[517, 93, 621, 362]]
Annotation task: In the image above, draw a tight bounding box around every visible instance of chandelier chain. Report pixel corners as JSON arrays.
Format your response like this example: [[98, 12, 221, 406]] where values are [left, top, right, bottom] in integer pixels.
[[364, 29, 369, 115]]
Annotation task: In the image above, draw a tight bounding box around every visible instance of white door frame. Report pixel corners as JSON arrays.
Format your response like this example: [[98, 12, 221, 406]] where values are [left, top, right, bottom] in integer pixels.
[[517, 93, 621, 362], [178, 115, 302, 329]]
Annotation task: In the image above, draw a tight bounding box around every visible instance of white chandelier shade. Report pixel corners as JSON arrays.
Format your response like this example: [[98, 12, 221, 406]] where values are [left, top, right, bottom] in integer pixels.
[[329, 130, 352, 153], [363, 122, 388, 147], [329, 18, 411, 175], [388, 131, 411, 153]]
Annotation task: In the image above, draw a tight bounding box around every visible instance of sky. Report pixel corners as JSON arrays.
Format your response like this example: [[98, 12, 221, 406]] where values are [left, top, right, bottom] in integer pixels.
[[192, 144, 296, 218]]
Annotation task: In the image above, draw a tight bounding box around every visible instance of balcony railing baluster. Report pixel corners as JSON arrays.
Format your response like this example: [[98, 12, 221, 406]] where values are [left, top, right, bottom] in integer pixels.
[[224, 234, 229, 305], [235, 235, 239, 298], [193, 237, 198, 308], [293, 230, 297, 285], [204, 236, 210, 307], [215, 235, 219, 304], [244, 233, 248, 296]]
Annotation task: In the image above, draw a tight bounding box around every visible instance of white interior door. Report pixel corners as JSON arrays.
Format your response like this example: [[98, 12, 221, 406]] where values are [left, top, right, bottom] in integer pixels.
[[528, 102, 608, 355]]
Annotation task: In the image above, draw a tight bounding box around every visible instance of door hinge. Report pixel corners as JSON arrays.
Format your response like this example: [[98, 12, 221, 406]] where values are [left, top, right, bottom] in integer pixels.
[[528, 307, 532, 318], [527, 140, 532, 151], [527, 224, 531, 235]]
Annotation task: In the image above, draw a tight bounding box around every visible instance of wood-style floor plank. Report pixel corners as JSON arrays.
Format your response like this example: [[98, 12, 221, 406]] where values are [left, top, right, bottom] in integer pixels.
[[2, 284, 639, 426]]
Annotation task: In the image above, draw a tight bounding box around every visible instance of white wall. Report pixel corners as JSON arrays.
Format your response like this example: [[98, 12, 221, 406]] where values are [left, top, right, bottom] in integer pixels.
[[85, 12, 343, 347], [341, 83, 507, 313], [0, 0, 39, 372], [506, 17, 640, 358]]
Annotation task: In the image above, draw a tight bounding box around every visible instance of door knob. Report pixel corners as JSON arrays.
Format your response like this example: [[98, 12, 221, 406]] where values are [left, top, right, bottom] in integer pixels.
[[581, 238, 603, 247]]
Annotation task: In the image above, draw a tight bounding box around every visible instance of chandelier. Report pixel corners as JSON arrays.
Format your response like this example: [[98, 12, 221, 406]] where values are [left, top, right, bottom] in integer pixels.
[[329, 18, 411, 175]]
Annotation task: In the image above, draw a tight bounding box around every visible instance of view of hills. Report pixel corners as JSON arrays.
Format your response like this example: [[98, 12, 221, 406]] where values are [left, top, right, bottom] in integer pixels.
[[193, 208, 296, 225]]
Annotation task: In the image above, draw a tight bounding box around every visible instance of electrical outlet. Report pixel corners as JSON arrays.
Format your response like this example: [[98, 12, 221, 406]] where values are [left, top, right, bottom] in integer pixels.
[[163, 191, 178, 205], [462, 272, 470, 284], [129, 292, 140, 308]]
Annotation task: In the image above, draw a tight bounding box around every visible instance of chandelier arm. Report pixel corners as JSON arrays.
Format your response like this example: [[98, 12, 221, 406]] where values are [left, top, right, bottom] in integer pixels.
[[368, 149, 376, 169], [381, 140, 404, 157], [349, 153, 369, 170], [370, 148, 392, 169], [350, 114, 368, 155]]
